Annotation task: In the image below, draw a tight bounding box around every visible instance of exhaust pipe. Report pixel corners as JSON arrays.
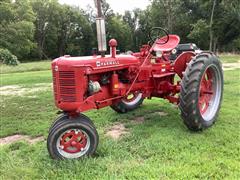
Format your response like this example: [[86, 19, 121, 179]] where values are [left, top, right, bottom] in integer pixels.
[[95, 0, 107, 57]]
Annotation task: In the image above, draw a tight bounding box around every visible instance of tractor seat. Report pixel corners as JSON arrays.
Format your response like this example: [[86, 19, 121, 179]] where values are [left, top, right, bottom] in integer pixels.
[[153, 35, 180, 52]]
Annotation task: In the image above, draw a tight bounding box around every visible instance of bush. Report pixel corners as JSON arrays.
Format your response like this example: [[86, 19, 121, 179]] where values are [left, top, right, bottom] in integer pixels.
[[0, 49, 19, 66]]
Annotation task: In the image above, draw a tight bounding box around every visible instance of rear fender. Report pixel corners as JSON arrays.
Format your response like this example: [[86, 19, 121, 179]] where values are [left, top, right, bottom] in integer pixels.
[[174, 52, 195, 78]]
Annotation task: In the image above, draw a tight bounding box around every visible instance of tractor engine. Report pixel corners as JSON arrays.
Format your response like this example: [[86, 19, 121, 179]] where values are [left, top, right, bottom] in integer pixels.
[[52, 40, 141, 113]]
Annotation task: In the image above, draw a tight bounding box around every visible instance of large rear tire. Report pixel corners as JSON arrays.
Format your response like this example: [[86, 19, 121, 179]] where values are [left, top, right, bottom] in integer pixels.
[[179, 53, 223, 131], [111, 91, 144, 113]]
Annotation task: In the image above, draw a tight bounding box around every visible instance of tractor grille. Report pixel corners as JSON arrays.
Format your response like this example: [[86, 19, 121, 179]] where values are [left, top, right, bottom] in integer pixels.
[[52, 70, 57, 101], [53, 70, 76, 102]]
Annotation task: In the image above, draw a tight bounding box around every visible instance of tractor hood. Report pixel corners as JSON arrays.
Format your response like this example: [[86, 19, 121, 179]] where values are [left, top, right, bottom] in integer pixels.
[[53, 54, 140, 73]]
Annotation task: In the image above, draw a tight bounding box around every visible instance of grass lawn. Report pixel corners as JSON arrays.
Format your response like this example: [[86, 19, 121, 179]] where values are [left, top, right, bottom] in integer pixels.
[[218, 54, 240, 63], [0, 56, 239, 179], [0, 60, 51, 74]]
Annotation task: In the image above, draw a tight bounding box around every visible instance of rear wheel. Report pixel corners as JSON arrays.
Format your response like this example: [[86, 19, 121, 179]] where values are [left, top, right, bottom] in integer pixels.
[[179, 53, 223, 131], [47, 115, 98, 159], [111, 91, 144, 113]]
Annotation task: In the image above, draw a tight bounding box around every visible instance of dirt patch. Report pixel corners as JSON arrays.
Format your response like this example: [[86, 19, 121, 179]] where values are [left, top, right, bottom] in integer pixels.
[[106, 111, 168, 139], [106, 123, 129, 140], [152, 111, 168, 116], [171, 104, 178, 109], [0, 134, 44, 145], [223, 61, 240, 71], [0, 83, 52, 97], [133, 116, 145, 124]]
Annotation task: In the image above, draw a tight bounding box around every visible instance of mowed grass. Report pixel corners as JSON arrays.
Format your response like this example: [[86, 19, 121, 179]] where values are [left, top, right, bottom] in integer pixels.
[[0, 60, 51, 74], [0, 57, 240, 179], [218, 54, 240, 63]]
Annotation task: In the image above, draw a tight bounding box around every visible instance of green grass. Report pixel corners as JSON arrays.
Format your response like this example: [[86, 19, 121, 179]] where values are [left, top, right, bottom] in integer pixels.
[[219, 54, 240, 63], [0, 59, 240, 179], [0, 60, 51, 74], [1, 70, 51, 86]]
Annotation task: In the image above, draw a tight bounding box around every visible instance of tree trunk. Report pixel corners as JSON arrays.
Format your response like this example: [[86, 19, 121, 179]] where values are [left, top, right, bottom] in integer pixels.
[[213, 37, 218, 53], [209, 0, 216, 51], [166, 0, 173, 33]]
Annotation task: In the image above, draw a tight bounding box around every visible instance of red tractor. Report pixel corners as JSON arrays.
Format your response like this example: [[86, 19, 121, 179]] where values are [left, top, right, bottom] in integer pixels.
[[47, 2, 223, 160]]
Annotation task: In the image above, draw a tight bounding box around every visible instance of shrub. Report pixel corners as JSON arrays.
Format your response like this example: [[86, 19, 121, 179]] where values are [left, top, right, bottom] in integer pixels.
[[0, 49, 19, 66]]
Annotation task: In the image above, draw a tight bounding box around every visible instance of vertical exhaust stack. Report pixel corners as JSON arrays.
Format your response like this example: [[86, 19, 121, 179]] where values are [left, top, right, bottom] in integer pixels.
[[95, 0, 107, 57]]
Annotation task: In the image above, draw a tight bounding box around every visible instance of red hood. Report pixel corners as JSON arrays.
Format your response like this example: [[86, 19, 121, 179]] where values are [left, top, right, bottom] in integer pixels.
[[53, 54, 140, 70]]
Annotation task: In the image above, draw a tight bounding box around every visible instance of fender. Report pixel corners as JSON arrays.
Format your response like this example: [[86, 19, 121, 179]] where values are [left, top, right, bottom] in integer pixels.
[[174, 51, 195, 78]]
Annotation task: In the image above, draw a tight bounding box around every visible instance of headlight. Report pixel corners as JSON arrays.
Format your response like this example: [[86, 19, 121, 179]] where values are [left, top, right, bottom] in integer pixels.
[[54, 65, 58, 72], [156, 50, 162, 57]]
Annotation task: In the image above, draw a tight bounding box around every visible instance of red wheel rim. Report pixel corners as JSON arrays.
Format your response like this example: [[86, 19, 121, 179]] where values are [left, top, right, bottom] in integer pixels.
[[57, 129, 90, 158], [199, 68, 214, 115], [60, 130, 87, 153]]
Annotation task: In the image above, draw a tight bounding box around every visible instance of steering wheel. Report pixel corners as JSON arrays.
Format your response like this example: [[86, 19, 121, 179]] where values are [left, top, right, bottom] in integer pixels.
[[149, 27, 169, 45]]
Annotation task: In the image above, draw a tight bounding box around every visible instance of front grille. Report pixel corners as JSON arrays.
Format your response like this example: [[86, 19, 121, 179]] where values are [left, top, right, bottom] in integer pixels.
[[59, 71, 76, 102], [52, 70, 57, 100], [59, 71, 75, 78], [59, 79, 75, 86], [53, 70, 76, 102]]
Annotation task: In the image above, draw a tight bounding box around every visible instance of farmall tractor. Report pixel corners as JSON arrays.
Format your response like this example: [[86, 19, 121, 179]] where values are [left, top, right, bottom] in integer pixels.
[[47, 1, 223, 159]]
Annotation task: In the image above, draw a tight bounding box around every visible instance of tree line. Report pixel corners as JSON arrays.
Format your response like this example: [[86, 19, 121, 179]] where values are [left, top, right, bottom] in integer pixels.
[[0, 0, 239, 62]]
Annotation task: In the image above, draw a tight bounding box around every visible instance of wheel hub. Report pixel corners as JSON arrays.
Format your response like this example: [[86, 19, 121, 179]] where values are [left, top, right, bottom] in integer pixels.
[[199, 69, 214, 114], [123, 92, 139, 102], [198, 64, 222, 121], [59, 129, 88, 154]]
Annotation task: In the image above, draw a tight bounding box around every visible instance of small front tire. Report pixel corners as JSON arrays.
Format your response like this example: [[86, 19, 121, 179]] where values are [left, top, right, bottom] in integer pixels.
[[49, 113, 95, 133], [47, 115, 98, 159]]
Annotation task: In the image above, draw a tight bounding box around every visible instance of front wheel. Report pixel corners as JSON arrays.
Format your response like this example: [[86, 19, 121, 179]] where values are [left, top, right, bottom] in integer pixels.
[[179, 53, 223, 131], [47, 115, 98, 159], [110, 91, 144, 113]]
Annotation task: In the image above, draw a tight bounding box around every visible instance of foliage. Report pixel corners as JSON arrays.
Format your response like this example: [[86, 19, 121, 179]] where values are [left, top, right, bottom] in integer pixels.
[[0, 0, 35, 61], [107, 16, 132, 51], [188, 20, 209, 49], [0, 49, 19, 66], [31, 0, 95, 59], [0, 0, 239, 61]]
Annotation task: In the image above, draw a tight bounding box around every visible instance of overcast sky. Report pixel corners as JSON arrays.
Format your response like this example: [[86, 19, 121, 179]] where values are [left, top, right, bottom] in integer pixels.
[[58, 0, 150, 15]]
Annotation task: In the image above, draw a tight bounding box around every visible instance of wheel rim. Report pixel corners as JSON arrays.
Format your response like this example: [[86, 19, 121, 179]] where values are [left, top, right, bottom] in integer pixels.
[[56, 129, 90, 159], [198, 64, 222, 121], [122, 91, 142, 105]]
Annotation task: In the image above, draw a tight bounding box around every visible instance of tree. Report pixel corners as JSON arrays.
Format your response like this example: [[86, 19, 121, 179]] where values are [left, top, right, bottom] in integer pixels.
[[188, 19, 209, 49], [1, 0, 239, 60], [209, 0, 216, 51], [64, 7, 95, 56], [123, 9, 142, 51], [0, 0, 35, 60], [31, 0, 95, 58], [107, 16, 132, 52]]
